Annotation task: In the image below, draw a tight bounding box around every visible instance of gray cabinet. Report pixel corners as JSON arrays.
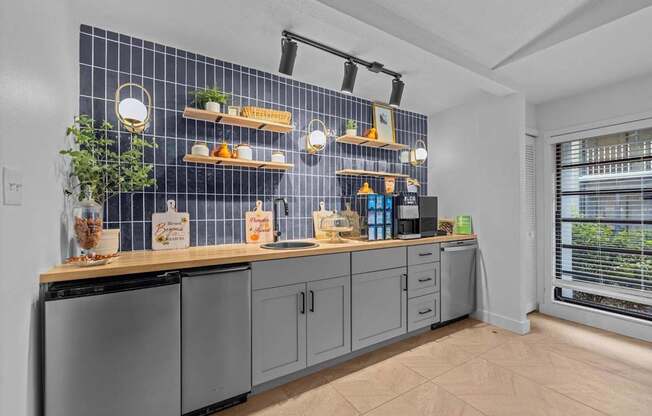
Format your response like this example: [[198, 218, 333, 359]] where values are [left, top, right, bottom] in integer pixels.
[[307, 276, 351, 366], [408, 292, 439, 331], [252, 283, 307, 385], [252, 255, 352, 385], [352, 268, 407, 350]]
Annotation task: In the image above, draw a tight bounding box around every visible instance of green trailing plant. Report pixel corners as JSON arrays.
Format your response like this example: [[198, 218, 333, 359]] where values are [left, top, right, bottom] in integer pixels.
[[190, 86, 229, 107], [60, 115, 156, 206], [346, 119, 357, 130]]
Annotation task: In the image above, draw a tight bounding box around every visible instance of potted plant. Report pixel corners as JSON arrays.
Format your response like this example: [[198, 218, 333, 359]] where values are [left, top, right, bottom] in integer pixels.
[[61, 115, 156, 254], [190, 86, 229, 113], [345, 119, 357, 136]]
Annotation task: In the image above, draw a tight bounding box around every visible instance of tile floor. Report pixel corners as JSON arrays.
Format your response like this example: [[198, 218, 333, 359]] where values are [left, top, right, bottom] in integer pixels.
[[218, 313, 652, 416]]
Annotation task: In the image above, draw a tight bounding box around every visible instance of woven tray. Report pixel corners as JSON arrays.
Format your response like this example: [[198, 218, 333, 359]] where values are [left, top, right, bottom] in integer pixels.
[[241, 106, 291, 125]]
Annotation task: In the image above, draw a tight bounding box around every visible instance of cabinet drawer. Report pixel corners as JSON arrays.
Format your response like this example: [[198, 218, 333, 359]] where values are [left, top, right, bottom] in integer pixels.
[[407, 244, 440, 265], [408, 262, 439, 298], [252, 253, 350, 290], [407, 293, 440, 332], [352, 247, 406, 274]]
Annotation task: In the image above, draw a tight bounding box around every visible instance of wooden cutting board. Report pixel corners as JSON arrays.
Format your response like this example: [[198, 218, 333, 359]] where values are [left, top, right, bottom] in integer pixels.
[[152, 200, 190, 250], [312, 201, 333, 240], [341, 202, 361, 238], [245, 200, 273, 243]]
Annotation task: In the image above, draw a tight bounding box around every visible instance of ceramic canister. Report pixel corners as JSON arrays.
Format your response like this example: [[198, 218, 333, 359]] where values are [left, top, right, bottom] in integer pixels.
[[271, 151, 285, 164], [191, 142, 210, 156], [235, 144, 253, 160]]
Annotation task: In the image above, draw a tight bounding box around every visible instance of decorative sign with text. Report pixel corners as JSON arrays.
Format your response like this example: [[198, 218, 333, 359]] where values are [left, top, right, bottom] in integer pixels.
[[245, 200, 273, 243], [152, 200, 190, 250]]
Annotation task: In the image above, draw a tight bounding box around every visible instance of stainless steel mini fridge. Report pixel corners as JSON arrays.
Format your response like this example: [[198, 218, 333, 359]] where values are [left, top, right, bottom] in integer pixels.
[[44, 272, 181, 416]]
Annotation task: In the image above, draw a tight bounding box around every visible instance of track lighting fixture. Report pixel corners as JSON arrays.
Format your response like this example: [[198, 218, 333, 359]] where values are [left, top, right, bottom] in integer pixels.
[[278, 37, 298, 76], [279, 31, 404, 107], [341, 60, 357, 94], [389, 78, 404, 108]]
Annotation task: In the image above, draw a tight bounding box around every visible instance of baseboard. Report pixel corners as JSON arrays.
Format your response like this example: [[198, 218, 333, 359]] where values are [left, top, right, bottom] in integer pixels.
[[472, 309, 531, 334]]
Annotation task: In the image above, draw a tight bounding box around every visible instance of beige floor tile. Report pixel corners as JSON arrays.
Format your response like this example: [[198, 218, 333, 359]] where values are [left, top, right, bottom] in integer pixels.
[[265, 384, 359, 416], [395, 337, 477, 379], [278, 372, 330, 398], [330, 359, 427, 413], [481, 340, 652, 416], [217, 387, 288, 416], [442, 324, 516, 355], [365, 382, 485, 416], [433, 358, 604, 416]]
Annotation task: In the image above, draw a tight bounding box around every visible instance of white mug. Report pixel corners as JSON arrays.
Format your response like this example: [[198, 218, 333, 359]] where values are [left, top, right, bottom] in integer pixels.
[[271, 151, 285, 164]]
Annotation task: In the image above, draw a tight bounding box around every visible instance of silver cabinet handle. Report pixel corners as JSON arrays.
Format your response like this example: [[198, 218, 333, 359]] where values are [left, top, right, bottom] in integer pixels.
[[181, 265, 250, 277], [418, 252, 433, 257], [309, 290, 315, 313], [442, 245, 477, 252], [418, 308, 433, 315], [401, 274, 407, 291], [418, 277, 433, 282]]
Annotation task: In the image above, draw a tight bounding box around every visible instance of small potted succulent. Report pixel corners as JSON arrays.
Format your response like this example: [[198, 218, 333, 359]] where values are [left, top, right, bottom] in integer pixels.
[[61, 115, 156, 255], [190, 86, 229, 113], [345, 119, 357, 136]]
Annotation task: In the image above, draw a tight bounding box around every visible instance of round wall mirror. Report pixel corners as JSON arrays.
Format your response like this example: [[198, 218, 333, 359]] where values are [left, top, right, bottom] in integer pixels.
[[410, 139, 428, 166], [115, 83, 152, 133]]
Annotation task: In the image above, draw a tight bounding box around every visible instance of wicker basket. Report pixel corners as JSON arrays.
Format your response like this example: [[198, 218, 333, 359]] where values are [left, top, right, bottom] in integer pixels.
[[241, 106, 291, 125]]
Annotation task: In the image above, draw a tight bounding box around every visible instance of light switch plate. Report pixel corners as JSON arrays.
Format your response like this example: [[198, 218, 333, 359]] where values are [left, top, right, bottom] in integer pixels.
[[3, 167, 23, 206]]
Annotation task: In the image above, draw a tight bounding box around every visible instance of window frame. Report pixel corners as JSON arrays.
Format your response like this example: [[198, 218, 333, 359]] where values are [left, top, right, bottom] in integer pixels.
[[540, 114, 652, 341]]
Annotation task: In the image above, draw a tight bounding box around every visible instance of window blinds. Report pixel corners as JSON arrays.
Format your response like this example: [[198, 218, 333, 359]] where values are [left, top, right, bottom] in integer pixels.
[[555, 128, 652, 320]]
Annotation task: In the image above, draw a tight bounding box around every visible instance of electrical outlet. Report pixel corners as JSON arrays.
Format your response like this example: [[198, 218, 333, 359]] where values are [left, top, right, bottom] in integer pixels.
[[3, 167, 23, 206]]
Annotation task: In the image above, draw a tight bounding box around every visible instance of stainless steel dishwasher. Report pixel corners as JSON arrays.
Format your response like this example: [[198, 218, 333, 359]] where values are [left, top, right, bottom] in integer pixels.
[[43, 272, 181, 416], [181, 264, 251, 415], [440, 239, 477, 322]]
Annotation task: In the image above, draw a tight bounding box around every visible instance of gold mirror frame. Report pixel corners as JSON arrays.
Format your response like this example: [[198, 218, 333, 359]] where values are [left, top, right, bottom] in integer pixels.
[[306, 119, 328, 154], [115, 83, 152, 134], [410, 139, 428, 166]]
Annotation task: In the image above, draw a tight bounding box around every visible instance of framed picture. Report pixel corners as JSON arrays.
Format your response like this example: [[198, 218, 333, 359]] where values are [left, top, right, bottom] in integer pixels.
[[372, 103, 396, 143]]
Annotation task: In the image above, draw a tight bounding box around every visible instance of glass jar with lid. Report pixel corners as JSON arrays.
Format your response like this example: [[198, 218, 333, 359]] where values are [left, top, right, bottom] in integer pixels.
[[73, 187, 103, 255], [320, 212, 352, 243]]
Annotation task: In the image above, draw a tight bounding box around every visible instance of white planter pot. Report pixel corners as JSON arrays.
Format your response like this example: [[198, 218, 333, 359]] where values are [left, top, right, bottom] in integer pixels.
[[346, 128, 357, 137], [95, 229, 120, 255], [205, 101, 221, 113]]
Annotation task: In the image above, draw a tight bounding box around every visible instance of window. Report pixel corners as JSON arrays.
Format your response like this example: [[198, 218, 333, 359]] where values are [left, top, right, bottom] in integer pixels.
[[555, 128, 652, 320]]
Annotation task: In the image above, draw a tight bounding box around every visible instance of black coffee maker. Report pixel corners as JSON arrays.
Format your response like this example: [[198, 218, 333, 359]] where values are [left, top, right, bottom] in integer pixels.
[[393, 192, 421, 239]]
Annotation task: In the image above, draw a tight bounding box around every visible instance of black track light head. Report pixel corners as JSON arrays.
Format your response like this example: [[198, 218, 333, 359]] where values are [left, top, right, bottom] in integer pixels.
[[278, 37, 298, 76], [341, 60, 357, 94], [390, 77, 404, 108]]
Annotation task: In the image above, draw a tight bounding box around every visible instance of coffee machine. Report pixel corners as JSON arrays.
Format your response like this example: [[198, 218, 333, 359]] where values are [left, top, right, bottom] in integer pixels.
[[418, 196, 438, 237], [393, 192, 421, 239]]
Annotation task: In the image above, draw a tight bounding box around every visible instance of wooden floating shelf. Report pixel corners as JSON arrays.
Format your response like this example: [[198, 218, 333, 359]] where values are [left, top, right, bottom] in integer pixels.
[[336, 134, 409, 151], [184, 154, 293, 171], [336, 169, 408, 178], [183, 107, 294, 133]]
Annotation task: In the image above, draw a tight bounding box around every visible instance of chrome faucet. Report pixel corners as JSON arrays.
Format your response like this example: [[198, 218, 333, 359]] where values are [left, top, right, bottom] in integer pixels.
[[273, 197, 288, 242]]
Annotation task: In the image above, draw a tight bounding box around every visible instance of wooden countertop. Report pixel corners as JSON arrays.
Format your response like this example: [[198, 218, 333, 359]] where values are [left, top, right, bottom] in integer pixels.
[[40, 234, 477, 283]]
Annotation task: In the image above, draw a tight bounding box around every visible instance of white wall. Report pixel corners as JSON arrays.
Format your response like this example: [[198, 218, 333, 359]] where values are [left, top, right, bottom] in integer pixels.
[[428, 93, 530, 333], [0, 1, 77, 415], [536, 72, 652, 132]]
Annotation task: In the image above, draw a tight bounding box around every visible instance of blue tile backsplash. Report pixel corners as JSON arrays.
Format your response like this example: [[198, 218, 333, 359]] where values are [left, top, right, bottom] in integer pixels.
[[79, 25, 428, 250]]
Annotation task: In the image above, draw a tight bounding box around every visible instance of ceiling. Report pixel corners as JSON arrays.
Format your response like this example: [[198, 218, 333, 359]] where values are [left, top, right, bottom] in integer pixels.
[[72, 0, 652, 114]]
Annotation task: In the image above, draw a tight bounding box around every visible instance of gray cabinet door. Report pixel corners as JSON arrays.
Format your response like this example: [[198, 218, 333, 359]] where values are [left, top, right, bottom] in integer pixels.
[[306, 276, 351, 366], [352, 268, 407, 350], [252, 283, 307, 385]]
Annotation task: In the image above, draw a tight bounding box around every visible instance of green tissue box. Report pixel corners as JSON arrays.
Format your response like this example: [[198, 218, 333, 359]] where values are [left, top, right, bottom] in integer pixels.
[[454, 215, 473, 235]]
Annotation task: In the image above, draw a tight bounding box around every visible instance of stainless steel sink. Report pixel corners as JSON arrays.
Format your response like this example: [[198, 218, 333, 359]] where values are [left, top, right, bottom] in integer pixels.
[[260, 241, 319, 250]]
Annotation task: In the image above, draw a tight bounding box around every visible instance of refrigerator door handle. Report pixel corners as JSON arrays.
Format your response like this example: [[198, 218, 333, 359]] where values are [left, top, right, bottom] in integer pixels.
[[181, 265, 251, 277]]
